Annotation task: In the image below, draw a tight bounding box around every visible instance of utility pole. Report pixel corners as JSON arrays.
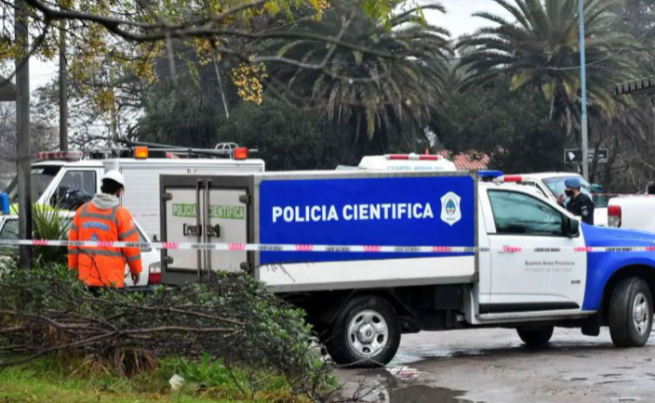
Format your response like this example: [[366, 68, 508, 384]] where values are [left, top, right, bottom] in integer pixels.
[[15, 0, 32, 269], [579, 0, 589, 180], [59, 19, 68, 151]]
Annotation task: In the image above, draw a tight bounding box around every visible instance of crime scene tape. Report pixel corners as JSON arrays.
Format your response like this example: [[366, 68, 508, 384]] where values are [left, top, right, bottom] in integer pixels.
[[1, 239, 655, 254]]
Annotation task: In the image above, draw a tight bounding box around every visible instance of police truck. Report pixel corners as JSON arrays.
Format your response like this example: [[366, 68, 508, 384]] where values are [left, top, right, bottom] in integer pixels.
[[158, 169, 655, 367]]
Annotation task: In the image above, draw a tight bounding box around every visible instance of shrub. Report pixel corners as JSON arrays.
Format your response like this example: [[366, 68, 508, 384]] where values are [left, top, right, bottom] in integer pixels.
[[0, 265, 333, 400]]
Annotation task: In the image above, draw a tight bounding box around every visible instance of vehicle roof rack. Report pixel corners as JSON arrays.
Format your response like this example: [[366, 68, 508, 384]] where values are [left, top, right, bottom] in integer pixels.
[[35, 140, 258, 162]]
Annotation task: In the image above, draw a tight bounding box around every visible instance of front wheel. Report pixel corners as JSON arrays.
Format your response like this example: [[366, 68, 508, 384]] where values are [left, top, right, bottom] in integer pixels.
[[609, 277, 653, 347], [516, 325, 554, 347], [326, 295, 401, 368]]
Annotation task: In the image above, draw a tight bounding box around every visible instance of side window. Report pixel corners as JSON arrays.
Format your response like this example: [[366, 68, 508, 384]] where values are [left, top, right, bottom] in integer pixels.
[[0, 219, 19, 240], [52, 171, 97, 210], [488, 190, 564, 236]]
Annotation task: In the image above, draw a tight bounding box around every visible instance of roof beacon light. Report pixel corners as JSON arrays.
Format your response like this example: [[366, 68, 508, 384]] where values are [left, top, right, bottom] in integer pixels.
[[233, 147, 248, 160], [35, 151, 83, 161], [134, 146, 149, 159], [502, 175, 523, 183], [386, 154, 441, 161], [478, 170, 504, 181]]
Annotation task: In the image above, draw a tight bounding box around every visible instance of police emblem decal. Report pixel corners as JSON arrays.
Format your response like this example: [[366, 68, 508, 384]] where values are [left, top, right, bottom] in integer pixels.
[[440, 192, 462, 226]]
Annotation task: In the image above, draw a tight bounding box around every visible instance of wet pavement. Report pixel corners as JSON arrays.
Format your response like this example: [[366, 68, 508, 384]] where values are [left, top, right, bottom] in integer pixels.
[[336, 327, 655, 403]]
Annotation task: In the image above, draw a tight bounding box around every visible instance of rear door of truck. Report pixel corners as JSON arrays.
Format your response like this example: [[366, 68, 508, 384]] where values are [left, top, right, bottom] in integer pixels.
[[160, 175, 252, 285]]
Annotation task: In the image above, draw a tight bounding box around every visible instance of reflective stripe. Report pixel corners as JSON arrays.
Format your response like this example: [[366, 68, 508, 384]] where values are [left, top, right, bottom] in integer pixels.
[[71, 224, 79, 231], [119, 228, 137, 240], [68, 249, 79, 255], [110, 205, 119, 223], [125, 254, 140, 262], [80, 211, 116, 221], [78, 248, 123, 257], [79, 203, 120, 223]]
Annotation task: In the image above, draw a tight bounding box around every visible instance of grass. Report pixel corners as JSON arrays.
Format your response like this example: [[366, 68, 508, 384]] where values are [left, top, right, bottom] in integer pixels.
[[0, 357, 311, 403]]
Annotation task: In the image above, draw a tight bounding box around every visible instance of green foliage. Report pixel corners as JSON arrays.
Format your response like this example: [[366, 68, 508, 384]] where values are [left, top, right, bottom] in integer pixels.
[[436, 76, 566, 173], [0, 264, 332, 397], [457, 0, 643, 135], [31, 207, 70, 267], [266, 0, 452, 140], [216, 98, 358, 170], [169, 354, 233, 387], [0, 359, 310, 403]]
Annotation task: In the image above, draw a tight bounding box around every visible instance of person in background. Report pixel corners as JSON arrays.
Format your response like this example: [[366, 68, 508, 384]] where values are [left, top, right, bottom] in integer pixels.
[[557, 178, 595, 225], [68, 171, 142, 294]]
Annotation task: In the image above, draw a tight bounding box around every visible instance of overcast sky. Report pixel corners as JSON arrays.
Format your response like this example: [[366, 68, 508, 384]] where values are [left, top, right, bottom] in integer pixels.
[[426, 0, 510, 38], [27, 0, 510, 92]]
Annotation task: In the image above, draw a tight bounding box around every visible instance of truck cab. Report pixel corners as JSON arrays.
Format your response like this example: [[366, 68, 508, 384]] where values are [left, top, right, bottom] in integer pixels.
[[2, 145, 265, 241]]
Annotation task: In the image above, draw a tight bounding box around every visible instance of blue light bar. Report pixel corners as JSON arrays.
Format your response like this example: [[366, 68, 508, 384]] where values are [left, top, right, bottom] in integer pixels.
[[0, 193, 9, 215], [478, 170, 503, 181]]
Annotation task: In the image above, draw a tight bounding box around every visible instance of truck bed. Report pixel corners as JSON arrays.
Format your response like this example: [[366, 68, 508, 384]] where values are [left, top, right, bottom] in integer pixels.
[[160, 170, 479, 292]]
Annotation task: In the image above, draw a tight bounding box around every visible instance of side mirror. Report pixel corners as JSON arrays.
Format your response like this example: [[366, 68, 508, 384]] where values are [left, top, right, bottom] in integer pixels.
[[565, 217, 580, 237]]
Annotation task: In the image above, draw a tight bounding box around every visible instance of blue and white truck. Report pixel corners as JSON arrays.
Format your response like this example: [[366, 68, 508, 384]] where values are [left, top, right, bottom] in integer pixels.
[[159, 170, 655, 367]]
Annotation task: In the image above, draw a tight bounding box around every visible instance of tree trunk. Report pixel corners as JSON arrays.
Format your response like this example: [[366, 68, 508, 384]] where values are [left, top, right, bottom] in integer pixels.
[[15, 0, 31, 269], [59, 19, 68, 151]]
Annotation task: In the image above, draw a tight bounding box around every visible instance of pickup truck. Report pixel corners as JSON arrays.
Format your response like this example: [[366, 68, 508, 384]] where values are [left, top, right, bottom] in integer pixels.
[[0, 212, 162, 287], [607, 182, 655, 231], [158, 170, 655, 367], [500, 172, 609, 226]]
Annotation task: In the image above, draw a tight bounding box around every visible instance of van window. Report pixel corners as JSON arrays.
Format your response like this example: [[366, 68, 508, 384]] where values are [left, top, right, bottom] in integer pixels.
[[52, 171, 97, 210], [7, 166, 62, 204]]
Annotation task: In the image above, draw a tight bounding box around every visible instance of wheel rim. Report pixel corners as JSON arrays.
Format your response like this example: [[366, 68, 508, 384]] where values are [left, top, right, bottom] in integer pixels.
[[347, 310, 389, 358], [632, 292, 651, 335]]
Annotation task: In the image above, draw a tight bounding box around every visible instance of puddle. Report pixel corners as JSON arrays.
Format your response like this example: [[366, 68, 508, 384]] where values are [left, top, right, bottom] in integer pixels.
[[390, 385, 471, 403], [340, 366, 469, 403], [346, 381, 470, 403]]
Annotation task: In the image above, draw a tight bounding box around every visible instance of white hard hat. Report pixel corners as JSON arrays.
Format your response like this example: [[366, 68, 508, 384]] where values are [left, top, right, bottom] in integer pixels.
[[102, 170, 125, 187]]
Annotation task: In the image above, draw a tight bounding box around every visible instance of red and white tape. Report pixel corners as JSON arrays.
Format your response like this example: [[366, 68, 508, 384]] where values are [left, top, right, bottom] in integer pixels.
[[1, 239, 655, 253]]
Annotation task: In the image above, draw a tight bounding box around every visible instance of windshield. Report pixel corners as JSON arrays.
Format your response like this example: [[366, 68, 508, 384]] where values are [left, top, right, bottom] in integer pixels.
[[6, 166, 62, 204], [542, 176, 609, 208]]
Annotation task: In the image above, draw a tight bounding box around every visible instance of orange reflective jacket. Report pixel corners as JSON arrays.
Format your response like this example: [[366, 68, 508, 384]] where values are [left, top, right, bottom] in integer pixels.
[[68, 201, 142, 288]]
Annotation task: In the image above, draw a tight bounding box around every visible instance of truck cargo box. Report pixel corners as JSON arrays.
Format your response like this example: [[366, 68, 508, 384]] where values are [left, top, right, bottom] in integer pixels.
[[160, 170, 478, 292]]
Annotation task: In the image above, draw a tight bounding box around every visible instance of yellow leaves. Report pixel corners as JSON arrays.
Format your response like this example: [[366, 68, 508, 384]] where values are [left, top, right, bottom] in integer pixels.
[[231, 63, 268, 105], [94, 89, 116, 114], [264, 1, 282, 15], [0, 38, 25, 61], [57, 0, 75, 8], [308, 0, 329, 21], [192, 38, 222, 66], [510, 72, 531, 91]]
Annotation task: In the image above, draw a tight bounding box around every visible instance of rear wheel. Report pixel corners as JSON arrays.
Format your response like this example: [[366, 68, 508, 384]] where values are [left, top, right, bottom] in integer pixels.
[[517, 325, 554, 347], [327, 295, 400, 368], [609, 277, 653, 347]]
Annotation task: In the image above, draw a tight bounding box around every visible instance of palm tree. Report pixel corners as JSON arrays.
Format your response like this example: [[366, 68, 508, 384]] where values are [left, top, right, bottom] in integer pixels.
[[456, 0, 643, 139], [264, 0, 452, 143]]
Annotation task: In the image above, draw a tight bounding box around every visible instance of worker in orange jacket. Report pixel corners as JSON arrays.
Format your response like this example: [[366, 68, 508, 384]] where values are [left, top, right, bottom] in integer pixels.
[[68, 170, 142, 291]]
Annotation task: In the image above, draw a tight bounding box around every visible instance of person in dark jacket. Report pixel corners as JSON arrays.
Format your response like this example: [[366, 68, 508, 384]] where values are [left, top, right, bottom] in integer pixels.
[[557, 178, 595, 225]]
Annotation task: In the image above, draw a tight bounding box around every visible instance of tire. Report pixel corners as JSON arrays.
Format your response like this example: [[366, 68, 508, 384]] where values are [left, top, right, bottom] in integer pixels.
[[517, 325, 554, 347], [326, 295, 401, 368], [609, 277, 653, 348]]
